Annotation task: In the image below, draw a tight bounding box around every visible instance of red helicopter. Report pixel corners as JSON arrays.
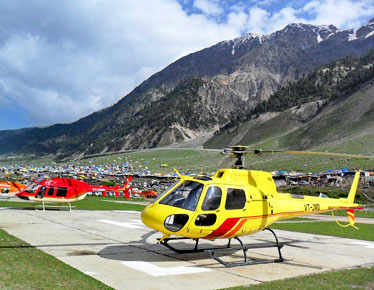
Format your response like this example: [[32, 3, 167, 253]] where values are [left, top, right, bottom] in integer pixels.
[[16, 176, 132, 211]]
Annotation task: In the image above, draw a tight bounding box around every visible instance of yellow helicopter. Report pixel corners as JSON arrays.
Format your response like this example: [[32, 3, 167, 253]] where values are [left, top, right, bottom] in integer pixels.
[[141, 146, 369, 267]]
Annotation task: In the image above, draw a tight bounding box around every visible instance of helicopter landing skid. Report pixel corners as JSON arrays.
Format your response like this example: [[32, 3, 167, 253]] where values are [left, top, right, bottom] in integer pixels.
[[206, 228, 284, 267], [158, 237, 233, 254], [158, 228, 284, 267], [40, 201, 73, 212]]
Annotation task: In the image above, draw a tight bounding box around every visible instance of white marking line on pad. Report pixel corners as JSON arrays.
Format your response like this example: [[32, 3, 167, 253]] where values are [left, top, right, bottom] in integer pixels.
[[113, 210, 140, 213], [351, 241, 374, 249], [84, 272, 97, 275], [98, 219, 144, 229], [121, 261, 211, 277]]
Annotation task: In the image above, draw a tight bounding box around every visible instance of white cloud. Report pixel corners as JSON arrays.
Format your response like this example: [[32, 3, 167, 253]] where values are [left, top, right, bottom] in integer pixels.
[[193, 0, 224, 16], [244, 0, 373, 34], [267, 7, 307, 31], [227, 10, 249, 30], [0, 0, 241, 128], [302, 0, 374, 28], [0, 0, 373, 129], [245, 6, 305, 35], [245, 7, 271, 34], [249, 0, 280, 7]]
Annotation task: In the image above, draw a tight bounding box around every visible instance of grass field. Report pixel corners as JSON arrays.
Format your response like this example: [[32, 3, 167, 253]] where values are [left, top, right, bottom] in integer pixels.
[[0, 229, 112, 289], [243, 150, 374, 172], [0, 196, 146, 211], [227, 266, 374, 290], [243, 135, 374, 173], [271, 221, 374, 241], [79, 148, 224, 174], [0, 149, 226, 174], [0, 155, 55, 167], [1, 145, 373, 174]]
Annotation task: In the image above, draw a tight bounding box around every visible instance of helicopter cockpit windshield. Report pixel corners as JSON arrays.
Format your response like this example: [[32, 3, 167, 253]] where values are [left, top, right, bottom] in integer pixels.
[[24, 184, 39, 194], [159, 180, 204, 211]]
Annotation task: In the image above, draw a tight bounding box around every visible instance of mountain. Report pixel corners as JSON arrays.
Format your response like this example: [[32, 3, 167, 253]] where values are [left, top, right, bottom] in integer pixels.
[[1, 19, 374, 157], [204, 49, 374, 152]]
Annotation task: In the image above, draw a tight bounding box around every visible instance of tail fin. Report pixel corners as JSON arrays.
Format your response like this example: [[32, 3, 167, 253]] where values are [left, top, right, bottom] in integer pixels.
[[346, 209, 358, 228], [119, 176, 132, 190], [125, 176, 132, 184], [331, 209, 359, 230], [347, 171, 360, 204], [119, 176, 132, 199]]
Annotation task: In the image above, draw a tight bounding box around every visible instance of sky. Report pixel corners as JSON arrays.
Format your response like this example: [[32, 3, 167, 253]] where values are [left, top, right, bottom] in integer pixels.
[[0, 0, 373, 130]]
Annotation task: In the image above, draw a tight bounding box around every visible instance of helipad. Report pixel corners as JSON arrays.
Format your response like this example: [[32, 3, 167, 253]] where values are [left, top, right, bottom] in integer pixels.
[[0, 209, 373, 289]]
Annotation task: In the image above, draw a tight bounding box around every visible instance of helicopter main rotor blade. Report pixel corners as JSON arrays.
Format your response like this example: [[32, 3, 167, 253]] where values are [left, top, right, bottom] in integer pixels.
[[253, 150, 374, 159]]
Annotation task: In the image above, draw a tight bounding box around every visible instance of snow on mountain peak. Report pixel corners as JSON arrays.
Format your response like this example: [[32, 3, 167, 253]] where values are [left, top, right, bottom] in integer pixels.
[[366, 30, 374, 38], [280, 23, 340, 43], [348, 28, 358, 41], [219, 33, 264, 55], [220, 19, 373, 55]]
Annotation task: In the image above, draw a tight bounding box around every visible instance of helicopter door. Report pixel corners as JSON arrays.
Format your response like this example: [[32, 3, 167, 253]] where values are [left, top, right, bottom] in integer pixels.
[[194, 186, 222, 227], [46, 186, 55, 196], [191, 186, 248, 238], [188, 185, 223, 237], [211, 187, 248, 238]]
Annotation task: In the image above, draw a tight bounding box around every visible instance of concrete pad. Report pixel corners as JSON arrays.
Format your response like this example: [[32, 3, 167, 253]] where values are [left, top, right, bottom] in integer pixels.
[[0, 208, 373, 290]]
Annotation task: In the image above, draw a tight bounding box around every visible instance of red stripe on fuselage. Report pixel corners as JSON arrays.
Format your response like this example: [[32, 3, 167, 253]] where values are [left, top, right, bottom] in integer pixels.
[[222, 218, 249, 238], [203, 210, 310, 239], [204, 217, 241, 239]]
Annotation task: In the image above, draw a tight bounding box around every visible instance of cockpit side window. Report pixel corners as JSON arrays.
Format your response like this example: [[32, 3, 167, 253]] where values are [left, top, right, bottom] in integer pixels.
[[56, 187, 68, 197], [47, 186, 55, 196], [36, 186, 47, 198], [160, 180, 204, 211], [153, 181, 179, 203], [202, 186, 222, 211], [25, 184, 39, 194], [225, 188, 246, 210], [1, 187, 9, 193]]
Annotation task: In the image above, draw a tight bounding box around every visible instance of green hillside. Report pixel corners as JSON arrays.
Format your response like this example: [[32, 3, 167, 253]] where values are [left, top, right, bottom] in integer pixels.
[[279, 87, 374, 150]]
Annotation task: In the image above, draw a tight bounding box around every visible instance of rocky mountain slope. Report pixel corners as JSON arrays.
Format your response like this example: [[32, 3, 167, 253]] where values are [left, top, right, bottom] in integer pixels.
[[205, 50, 374, 151], [1, 19, 374, 157]]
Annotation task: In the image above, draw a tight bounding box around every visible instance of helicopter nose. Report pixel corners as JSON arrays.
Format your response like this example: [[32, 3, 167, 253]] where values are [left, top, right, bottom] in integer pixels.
[[141, 204, 164, 231], [16, 192, 29, 200], [141, 203, 190, 234]]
